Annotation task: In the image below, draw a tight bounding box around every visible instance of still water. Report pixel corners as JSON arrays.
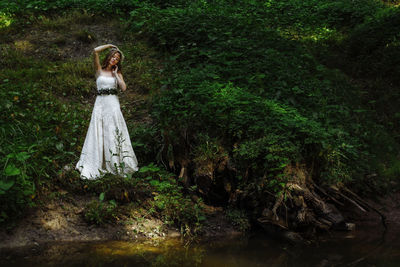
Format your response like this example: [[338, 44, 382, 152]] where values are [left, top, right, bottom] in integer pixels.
[[1, 225, 398, 266]]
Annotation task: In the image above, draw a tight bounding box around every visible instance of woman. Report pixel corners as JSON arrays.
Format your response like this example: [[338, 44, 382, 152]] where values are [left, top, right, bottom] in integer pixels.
[[76, 44, 139, 179]]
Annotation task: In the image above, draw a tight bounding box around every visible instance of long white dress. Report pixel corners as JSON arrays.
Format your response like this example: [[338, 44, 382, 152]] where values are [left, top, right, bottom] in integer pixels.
[[76, 75, 139, 179]]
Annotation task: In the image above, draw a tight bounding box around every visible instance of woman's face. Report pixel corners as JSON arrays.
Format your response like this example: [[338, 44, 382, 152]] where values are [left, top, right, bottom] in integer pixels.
[[109, 52, 121, 66]]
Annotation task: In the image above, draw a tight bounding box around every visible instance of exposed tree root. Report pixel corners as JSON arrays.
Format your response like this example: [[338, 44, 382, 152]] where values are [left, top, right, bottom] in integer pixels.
[[167, 142, 385, 241], [341, 187, 387, 229], [329, 185, 367, 213]]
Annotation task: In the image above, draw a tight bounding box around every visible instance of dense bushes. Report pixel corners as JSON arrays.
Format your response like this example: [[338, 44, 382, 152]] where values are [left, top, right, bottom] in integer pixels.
[[128, 1, 383, 198], [309, 6, 400, 148], [344, 9, 400, 79], [0, 0, 141, 16]]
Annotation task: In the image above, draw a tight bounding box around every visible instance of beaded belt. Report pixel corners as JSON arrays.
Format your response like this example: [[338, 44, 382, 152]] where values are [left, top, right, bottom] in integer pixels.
[[97, 88, 118, 95]]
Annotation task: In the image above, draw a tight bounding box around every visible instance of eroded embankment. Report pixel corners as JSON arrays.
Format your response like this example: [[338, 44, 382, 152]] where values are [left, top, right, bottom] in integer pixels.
[[0, 192, 242, 249]]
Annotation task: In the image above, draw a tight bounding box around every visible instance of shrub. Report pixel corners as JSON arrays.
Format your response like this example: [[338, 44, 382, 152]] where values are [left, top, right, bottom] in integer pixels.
[[84, 193, 117, 225]]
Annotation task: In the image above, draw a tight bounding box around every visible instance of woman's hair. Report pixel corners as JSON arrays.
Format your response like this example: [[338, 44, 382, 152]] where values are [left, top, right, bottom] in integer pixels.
[[101, 49, 123, 72]]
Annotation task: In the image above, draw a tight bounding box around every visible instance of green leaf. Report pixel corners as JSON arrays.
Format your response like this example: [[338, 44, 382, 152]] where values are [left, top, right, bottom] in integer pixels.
[[16, 152, 30, 161], [150, 180, 160, 186], [4, 164, 21, 176], [99, 192, 105, 202], [109, 199, 117, 208], [139, 163, 160, 173], [56, 142, 64, 151], [0, 179, 15, 191]]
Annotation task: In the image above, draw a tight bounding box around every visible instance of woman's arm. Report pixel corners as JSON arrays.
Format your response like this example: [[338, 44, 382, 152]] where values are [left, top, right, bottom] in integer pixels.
[[113, 66, 127, 91], [93, 44, 116, 74]]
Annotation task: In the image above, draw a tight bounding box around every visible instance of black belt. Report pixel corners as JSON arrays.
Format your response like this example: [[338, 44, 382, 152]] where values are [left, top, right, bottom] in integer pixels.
[[97, 88, 118, 95]]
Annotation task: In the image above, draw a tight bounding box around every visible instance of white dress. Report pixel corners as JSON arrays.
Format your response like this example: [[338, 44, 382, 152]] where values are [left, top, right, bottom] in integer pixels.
[[76, 75, 139, 179]]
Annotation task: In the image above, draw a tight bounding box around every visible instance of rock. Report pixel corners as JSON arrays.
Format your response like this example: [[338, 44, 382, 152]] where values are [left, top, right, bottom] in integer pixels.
[[345, 223, 356, 231], [257, 217, 306, 245], [332, 221, 356, 231], [63, 164, 74, 173]]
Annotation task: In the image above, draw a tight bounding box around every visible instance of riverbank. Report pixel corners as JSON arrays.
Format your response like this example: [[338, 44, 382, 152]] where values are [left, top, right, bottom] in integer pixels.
[[2, 209, 400, 267], [0, 191, 241, 249], [2, 189, 399, 250]]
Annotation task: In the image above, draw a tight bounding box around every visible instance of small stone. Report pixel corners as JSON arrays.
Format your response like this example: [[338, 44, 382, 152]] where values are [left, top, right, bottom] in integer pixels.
[[63, 165, 73, 172], [345, 223, 356, 231]]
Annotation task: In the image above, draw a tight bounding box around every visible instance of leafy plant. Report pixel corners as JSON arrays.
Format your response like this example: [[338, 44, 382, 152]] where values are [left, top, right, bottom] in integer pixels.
[[225, 208, 250, 232], [84, 192, 117, 225]]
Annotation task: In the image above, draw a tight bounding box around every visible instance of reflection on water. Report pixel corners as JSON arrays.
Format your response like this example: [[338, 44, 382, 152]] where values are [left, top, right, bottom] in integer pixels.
[[1, 224, 399, 266]]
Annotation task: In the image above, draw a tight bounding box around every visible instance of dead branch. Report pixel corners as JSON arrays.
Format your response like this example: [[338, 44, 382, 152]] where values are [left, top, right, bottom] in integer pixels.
[[329, 186, 367, 213], [342, 187, 387, 229], [312, 182, 344, 206]]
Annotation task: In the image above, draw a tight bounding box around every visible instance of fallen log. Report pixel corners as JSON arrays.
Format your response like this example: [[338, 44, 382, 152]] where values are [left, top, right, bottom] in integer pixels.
[[328, 186, 367, 213], [342, 186, 387, 229]]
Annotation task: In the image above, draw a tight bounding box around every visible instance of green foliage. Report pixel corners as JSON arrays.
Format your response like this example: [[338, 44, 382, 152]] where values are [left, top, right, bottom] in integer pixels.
[[261, 0, 384, 31], [0, 0, 142, 16], [0, 7, 205, 229], [225, 208, 250, 232], [2, 0, 400, 227], [130, 1, 377, 195], [0, 150, 35, 223], [84, 193, 117, 225], [83, 169, 152, 203], [315, 6, 400, 169], [0, 46, 88, 223], [383, 160, 400, 182], [141, 164, 206, 235], [347, 8, 400, 82], [0, 11, 13, 28], [129, 123, 163, 165], [82, 164, 205, 233]]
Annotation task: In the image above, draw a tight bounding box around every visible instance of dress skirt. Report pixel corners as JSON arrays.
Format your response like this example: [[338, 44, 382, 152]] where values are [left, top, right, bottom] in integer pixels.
[[76, 94, 139, 179]]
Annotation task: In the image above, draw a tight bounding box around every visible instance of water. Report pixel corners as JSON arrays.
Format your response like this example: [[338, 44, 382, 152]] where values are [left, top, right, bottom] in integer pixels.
[[1, 225, 398, 266]]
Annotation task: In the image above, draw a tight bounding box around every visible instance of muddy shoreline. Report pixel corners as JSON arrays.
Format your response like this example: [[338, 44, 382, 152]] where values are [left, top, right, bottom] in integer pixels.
[[2, 191, 399, 250], [0, 192, 242, 249]]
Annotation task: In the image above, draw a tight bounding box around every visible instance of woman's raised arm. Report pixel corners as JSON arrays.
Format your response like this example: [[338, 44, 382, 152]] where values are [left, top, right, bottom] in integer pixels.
[[93, 44, 116, 74]]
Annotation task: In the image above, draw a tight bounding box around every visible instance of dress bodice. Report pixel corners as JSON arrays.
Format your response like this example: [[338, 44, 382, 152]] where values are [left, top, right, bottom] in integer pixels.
[[96, 75, 117, 90]]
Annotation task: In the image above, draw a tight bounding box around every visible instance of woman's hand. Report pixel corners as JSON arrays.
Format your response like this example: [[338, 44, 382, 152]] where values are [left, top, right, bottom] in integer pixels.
[[113, 67, 127, 91], [112, 65, 118, 76]]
